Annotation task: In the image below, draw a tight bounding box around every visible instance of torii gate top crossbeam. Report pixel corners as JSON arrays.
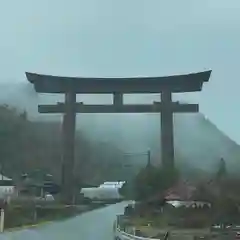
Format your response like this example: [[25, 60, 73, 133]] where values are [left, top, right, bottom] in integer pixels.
[[26, 70, 211, 94]]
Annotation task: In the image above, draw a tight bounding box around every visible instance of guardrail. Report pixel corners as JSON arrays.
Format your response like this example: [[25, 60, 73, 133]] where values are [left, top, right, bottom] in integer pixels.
[[114, 226, 161, 240], [114, 215, 221, 240], [114, 215, 161, 240]]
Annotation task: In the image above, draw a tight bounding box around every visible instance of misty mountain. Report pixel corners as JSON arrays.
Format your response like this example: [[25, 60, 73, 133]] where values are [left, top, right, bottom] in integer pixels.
[[174, 114, 240, 172], [113, 112, 240, 173], [1, 82, 239, 173]]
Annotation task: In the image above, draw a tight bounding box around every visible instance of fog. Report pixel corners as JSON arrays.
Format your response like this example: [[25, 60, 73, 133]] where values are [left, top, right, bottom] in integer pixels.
[[0, 0, 239, 143], [0, 81, 239, 172], [0, 0, 240, 172]]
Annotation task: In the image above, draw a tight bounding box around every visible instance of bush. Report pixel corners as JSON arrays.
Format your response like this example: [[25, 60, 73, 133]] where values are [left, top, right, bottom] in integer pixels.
[[4, 204, 78, 229], [4, 206, 35, 228], [134, 166, 180, 201]]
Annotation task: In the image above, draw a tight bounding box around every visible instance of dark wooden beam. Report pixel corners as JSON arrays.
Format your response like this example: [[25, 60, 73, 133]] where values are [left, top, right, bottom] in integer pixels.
[[26, 70, 212, 94], [61, 91, 76, 204], [113, 93, 123, 105], [161, 91, 174, 169], [38, 102, 199, 114]]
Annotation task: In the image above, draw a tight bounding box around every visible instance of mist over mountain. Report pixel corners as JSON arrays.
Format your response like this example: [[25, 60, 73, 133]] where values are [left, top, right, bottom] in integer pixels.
[[1, 82, 240, 173]]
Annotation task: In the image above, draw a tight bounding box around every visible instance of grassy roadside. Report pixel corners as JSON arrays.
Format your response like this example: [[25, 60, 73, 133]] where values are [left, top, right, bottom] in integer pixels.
[[4, 202, 107, 232]]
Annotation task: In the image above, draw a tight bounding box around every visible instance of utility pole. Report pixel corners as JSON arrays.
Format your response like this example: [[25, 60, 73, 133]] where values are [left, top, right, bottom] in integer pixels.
[[147, 149, 151, 167], [0, 164, 3, 181]]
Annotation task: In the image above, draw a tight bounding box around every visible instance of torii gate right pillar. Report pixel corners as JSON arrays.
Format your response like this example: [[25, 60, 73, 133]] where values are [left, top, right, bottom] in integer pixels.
[[161, 91, 174, 169], [160, 89, 200, 169]]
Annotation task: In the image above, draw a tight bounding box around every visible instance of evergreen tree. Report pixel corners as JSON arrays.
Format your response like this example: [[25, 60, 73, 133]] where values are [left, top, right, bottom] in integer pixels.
[[216, 158, 227, 181], [134, 166, 180, 201]]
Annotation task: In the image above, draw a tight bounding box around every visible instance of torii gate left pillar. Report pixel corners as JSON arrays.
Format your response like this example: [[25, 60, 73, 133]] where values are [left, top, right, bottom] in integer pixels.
[[61, 91, 76, 204]]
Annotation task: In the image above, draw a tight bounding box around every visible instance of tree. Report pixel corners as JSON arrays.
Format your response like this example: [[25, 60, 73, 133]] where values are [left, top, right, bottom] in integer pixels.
[[134, 166, 180, 201], [118, 182, 129, 198], [214, 196, 239, 223], [192, 183, 214, 203], [0, 104, 126, 185], [216, 158, 227, 181], [134, 166, 157, 200], [158, 167, 180, 191]]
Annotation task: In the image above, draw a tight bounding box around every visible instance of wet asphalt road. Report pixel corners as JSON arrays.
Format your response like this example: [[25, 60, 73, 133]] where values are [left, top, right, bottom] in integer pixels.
[[0, 201, 128, 240]]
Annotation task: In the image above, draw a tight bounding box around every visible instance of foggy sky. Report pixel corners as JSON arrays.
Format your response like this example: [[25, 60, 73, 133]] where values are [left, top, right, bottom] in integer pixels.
[[0, 1, 239, 143]]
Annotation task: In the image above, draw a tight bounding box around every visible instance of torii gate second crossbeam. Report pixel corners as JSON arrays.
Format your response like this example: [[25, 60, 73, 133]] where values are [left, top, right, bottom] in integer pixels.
[[26, 70, 212, 203]]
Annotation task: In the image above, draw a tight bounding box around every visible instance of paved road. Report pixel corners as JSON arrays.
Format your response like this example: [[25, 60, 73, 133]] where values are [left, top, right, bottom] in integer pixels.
[[0, 201, 128, 240]]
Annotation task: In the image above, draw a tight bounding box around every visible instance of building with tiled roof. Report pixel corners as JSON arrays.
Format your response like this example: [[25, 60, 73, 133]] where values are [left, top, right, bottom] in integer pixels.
[[164, 180, 196, 201]]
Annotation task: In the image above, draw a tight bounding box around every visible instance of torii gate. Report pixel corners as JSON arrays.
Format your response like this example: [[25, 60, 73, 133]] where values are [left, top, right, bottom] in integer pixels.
[[26, 70, 211, 203]]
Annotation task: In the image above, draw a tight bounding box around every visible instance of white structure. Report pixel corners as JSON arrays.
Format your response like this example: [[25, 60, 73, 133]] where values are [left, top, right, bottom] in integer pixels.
[[0, 209, 4, 233], [80, 186, 123, 201], [167, 200, 211, 208], [0, 174, 16, 199], [80, 181, 125, 201], [44, 193, 55, 201], [99, 181, 125, 189]]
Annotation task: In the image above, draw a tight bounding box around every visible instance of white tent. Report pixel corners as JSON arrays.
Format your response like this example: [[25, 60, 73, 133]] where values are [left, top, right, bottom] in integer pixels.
[[81, 186, 123, 200], [99, 181, 125, 189]]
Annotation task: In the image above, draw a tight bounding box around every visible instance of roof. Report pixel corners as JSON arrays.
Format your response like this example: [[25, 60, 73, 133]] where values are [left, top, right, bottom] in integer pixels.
[[0, 174, 12, 181], [26, 70, 212, 94], [164, 181, 196, 200]]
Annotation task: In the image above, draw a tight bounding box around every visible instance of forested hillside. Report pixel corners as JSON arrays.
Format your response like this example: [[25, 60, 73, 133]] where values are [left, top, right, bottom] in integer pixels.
[[1, 83, 240, 176], [0, 105, 125, 185]]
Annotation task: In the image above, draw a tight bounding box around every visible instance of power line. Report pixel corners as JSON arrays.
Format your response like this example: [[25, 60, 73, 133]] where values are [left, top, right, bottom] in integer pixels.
[[123, 152, 149, 156], [123, 149, 151, 167]]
